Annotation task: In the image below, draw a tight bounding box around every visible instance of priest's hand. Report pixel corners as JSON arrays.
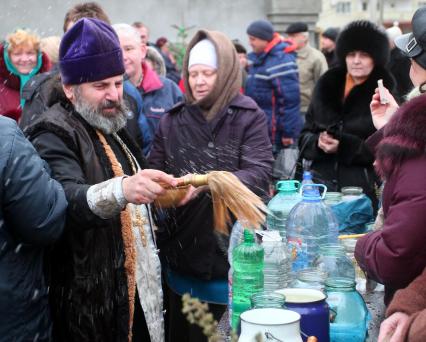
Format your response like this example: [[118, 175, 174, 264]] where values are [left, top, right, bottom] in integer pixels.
[[122, 169, 177, 204]]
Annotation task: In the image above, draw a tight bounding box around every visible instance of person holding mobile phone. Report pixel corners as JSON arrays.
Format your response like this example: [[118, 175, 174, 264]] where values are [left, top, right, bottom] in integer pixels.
[[298, 20, 394, 211]]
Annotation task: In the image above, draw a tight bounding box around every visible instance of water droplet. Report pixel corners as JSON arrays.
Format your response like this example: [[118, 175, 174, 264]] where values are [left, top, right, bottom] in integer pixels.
[[15, 244, 22, 253]]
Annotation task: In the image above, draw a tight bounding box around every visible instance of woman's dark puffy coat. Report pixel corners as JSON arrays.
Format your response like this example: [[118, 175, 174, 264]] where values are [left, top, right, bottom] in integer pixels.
[[298, 66, 394, 208], [149, 94, 273, 279], [0, 116, 66, 341]]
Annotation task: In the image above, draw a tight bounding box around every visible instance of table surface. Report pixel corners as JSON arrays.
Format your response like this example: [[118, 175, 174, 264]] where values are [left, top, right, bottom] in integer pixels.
[[218, 289, 385, 341]]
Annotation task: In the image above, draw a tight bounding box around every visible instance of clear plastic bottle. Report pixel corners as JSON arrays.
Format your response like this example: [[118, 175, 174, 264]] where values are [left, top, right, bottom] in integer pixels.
[[286, 184, 339, 276], [228, 221, 245, 326], [266, 180, 301, 239], [231, 230, 264, 331], [261, 230, 291, 291]]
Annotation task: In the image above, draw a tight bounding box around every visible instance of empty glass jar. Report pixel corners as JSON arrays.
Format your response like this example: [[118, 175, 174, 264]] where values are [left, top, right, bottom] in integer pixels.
[[313, 244, 355, 281], [250, 292, 286, 309], [291, 268, 327, 292]]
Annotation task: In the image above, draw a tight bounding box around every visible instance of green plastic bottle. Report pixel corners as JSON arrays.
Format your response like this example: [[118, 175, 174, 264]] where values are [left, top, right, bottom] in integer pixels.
[[267, 180, 301, 239], [231, 230, 264, 331]]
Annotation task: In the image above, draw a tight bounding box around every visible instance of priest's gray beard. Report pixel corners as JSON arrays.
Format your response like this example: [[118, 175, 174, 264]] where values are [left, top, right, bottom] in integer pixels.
[[73, 87, 128, 134]]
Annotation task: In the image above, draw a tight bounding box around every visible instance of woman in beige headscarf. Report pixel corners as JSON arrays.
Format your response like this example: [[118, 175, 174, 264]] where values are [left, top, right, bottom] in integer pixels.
[[149, 30, 273, 342]]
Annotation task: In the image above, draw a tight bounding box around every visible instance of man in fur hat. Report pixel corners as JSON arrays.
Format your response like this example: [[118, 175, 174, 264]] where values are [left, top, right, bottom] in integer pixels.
[[26, 18, 177, 342]]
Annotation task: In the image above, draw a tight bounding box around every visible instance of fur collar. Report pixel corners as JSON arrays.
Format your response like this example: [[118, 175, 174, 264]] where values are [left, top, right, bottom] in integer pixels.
[[310, 66, 394, 128], [376, 94, 426, 178]]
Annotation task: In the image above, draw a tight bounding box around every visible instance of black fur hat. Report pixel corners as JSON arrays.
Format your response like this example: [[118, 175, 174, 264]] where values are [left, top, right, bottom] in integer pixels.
[[336, 20, 389, 67]]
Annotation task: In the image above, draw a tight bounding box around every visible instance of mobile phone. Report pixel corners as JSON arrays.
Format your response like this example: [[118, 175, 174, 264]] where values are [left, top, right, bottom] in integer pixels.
[[377, 79, 389, 105]]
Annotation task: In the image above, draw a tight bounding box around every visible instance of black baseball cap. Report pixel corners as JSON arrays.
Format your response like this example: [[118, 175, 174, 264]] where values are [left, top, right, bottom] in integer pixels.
[[395, 6, 426, 68]]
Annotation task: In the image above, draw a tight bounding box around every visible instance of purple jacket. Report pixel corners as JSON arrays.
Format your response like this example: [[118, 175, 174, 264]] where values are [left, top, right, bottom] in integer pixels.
[[356, 95, 426, 304], [149, 94, 273, 279]]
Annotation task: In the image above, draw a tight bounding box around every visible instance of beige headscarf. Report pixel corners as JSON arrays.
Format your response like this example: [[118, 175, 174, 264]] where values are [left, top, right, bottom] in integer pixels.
[[183, 29, 242, 121]]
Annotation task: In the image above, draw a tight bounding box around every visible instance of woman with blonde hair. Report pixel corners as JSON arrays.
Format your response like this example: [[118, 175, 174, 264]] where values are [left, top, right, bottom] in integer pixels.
[[0, 29, 51, 121]]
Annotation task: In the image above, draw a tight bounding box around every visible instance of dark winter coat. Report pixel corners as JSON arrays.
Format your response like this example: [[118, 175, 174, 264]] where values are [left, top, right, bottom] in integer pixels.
[[19, 69, 145, 149], [148, 94, 273, 280], [298, 66, 394, 208], [356, 94, 426, 305], [245, 38, 302, 151], [0, 116, 66, 341], [0, 44, 51, 121], [25, 97, 147, 341]]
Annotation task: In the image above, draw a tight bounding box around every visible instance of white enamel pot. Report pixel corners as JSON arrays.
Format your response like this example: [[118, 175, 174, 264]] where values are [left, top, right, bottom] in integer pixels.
[[239, 308, 303, 342]]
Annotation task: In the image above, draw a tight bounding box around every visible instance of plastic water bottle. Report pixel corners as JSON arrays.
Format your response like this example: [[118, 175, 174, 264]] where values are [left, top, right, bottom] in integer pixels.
[[286, 184, 339, 277], [267, 180, 301, 239], [228, 221, 245, 327], [301, 170, 316, 194], [260, 230, 291, 291], [231, 230, 264, 331]]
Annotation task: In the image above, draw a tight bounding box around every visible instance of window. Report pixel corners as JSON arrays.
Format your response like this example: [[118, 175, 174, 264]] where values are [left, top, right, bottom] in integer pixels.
[[336, 1, 352, 13], [362, 1, 368, 11]]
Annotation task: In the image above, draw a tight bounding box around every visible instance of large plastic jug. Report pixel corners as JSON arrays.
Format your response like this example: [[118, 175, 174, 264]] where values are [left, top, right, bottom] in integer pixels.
[[267, 180, 301, 239], [286, 184, 339, 275]]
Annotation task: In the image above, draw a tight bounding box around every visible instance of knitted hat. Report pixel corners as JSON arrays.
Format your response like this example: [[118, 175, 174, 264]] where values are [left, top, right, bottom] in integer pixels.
[[336, 20, 389, 67], [59, 18, 125, 85], [286, 22, 308, 34], [246, 20, 274, 42], [188, 39, 218, 70], [322, 27, 340, 42]]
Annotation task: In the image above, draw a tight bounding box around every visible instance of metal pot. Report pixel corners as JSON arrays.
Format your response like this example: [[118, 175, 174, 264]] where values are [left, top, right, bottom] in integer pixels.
[[275, 288, 329, 342], [239, 308, 302, 342]]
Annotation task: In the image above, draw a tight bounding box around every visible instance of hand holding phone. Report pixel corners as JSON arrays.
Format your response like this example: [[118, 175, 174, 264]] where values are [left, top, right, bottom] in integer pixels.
[[377, 79, 389, 104]]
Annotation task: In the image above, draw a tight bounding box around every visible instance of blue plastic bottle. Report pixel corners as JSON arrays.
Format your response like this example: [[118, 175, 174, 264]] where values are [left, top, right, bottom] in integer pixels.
[[286, 184, 339, 275], [267, 180, 301, 239], [231, 230, 264, 331]]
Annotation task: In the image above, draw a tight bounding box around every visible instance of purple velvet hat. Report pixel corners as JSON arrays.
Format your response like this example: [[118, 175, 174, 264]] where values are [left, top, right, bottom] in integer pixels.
[[59, 18, 125, 85]]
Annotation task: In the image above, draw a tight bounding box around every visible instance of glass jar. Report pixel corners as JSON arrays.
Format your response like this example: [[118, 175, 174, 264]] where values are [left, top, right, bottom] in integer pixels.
[[250, 292, 286, 309], [341, 186, 363, 201], [325, 278, 370, 342], [340, 238, 367, 292], [313, 244, 355, 281], [291, 268, 327, 292], [324, 192, 342, 206]]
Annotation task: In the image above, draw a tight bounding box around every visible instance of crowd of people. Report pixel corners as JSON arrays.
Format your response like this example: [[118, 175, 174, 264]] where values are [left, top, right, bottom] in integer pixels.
[[1, 1, 426, 341]]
